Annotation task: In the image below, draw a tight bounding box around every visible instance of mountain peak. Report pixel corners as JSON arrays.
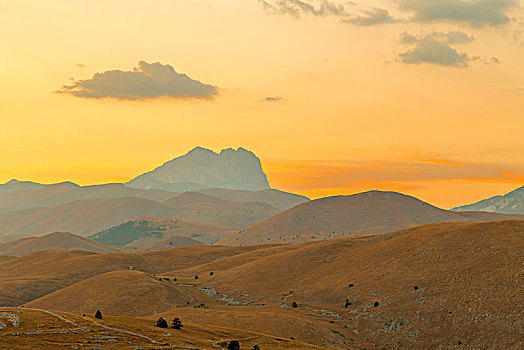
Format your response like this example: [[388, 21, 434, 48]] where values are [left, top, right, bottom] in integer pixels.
[[126, 147, 270, 192]]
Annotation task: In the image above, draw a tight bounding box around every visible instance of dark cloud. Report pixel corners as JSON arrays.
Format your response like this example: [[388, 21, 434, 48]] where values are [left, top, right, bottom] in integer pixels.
[[399, 0, 518, 27], [343, 7, 397, 26], [57, 61, 218, 100], [264, 96, 283, 102], [399, 32, 476, 67], [259, 0, 348, 18]]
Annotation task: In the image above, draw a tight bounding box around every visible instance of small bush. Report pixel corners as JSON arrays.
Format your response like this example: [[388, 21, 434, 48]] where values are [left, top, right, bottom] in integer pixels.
[[414, 286, 419, 290], [156, 317, 168, 328], [171, 317, 183, 330], [291, 302, 298, 308], [210, 271, 214, 276], [252, 345, 261, 350], [194, 275, 199, 280], [373, 301, 380, 307], [228, 340, 240, 350], [94, 310, 102, 320]]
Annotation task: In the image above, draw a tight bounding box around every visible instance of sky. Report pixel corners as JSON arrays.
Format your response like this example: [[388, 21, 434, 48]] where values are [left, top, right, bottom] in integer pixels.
[[0, 0, 523, 209]]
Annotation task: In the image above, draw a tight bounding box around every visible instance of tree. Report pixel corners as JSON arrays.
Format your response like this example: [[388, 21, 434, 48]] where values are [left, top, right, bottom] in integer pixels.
[[227, 340, 240, 350], [171, 317, 183, 330], [156, 317, 168, 328], [94, 310, 102, 320]]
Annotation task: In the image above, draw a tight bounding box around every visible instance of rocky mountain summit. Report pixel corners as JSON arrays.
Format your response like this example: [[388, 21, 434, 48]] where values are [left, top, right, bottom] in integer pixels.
[[452, 186, 524, 214], [126, 147, 270, 192]]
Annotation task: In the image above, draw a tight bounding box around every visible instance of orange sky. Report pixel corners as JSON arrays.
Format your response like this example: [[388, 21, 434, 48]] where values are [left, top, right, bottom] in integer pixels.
[[0, 1, 523, 209]]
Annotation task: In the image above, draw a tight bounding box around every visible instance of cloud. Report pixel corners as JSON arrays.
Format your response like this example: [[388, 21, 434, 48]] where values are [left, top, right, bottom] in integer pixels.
[[343, 7, 398, 26], [259, 0, 348, 18], [57, 61, 218, 100], [401, 31, 475, 44], [399, 0, 518, 27], [398, 32, 477, 67], [264, 96, 283, 102]]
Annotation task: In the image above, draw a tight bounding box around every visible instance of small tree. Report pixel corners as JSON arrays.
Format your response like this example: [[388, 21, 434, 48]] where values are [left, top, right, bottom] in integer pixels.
[[156, 317, 168, 328], [94, 310, 102, 320], [228, 340, 240, 350], [291, 302, 298, 308], [171, 317, 183, 330]]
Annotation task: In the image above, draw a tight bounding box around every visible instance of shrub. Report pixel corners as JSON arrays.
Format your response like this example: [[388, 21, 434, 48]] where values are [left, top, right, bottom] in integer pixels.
[[171, 317, 183, 330], [210, 271, 214, 276], [194, 275, 199, 280], [252, 345, 260, 350], [344, 298, 352, 308], [373, 301, 380, 307], [156, 317, 168, 328], [94, 310, 102, 320], [414, 286, 419, 290], [291, 302, 298, 308], [228, 340, 240, 350]]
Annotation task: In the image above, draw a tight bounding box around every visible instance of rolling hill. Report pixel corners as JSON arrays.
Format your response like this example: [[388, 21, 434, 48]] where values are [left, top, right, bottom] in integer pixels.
[[0, 232, 120, 256], [218, 190, 524, 245], [0, 194, 278, 239], [453, 185, 524, 214], [4, 220, 522, 348], [195, 188, 310, 211], [0, 182, 174, 213], [89, 217, 221, 246]]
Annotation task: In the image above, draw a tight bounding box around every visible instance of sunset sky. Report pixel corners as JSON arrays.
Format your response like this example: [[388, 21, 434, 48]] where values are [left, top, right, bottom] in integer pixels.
[[1, 0, 523, 208]]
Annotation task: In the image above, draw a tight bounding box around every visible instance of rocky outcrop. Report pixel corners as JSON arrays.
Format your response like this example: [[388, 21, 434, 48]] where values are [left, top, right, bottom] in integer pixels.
[[126, 147, 270, 191], [452, 186, 524, 214]]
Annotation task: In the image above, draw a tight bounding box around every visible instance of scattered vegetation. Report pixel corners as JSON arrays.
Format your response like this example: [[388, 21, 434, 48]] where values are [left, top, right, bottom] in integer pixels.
[[156, 317, 168, 328], [344, 298, 352, 308], [194, 303, 209, 309], [94, 310, 102, 320], [252, 345, 260, 350]]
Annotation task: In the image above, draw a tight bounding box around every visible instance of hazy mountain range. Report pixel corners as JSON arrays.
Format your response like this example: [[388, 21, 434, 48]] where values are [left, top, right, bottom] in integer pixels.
[[0, 146, 522, 248]]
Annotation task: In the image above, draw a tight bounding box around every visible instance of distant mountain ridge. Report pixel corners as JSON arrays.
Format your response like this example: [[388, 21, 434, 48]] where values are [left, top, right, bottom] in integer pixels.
[[452, 186, 524, 214], [126, 147, 271, 192]]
